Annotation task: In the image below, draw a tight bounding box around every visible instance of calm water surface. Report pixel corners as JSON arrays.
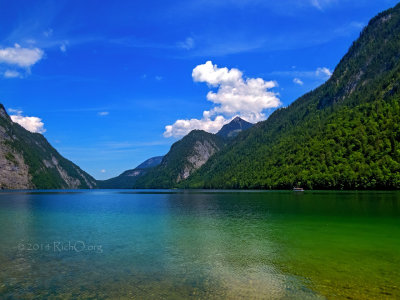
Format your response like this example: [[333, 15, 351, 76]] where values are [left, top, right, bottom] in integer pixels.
[[0, 190, 399, 299]]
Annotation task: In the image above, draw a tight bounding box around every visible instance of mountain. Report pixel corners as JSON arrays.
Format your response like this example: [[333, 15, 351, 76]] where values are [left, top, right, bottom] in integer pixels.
[[133, 130, 225, 188], [182, 4, 400, 190], [97, 156, 163, 189], [135, 156, 164, 169], [217, 116, 253, 138], [0, 104, 97, 189], [99, 118, 254, 189]]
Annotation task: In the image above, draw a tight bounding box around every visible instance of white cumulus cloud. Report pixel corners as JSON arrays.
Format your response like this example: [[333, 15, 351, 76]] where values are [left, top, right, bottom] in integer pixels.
[[192, 60, 243, 86], [0, 44, 44, 68], [164, 114, 227, 138], [164, 61, 281, 138], [293, 78, 304, 85], [9, 110, 46, 134], [316, 67, 332, 77]]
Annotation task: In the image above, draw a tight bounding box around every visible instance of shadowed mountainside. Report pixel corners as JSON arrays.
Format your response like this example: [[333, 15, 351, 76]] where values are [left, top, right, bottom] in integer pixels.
[[0, 104, 97, 189]]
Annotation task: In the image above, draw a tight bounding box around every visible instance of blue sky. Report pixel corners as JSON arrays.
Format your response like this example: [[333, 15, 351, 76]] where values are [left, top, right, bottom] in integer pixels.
[[0, 0, 398, 179]]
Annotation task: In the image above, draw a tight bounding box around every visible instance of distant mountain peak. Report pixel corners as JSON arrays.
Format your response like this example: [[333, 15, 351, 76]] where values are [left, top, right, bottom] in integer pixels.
[[135, 156, 164, 169], [97, 156, 164, 189], [232, 116, 244, 122], [217, 116, 253, 138]]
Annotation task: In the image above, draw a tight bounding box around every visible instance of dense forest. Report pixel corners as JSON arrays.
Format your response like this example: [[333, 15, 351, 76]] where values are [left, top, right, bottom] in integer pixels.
[[178, 4, 400, 190]]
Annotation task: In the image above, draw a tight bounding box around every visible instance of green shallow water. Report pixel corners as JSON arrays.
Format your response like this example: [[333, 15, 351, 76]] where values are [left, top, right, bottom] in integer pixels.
[[0, 190, 399, 299]]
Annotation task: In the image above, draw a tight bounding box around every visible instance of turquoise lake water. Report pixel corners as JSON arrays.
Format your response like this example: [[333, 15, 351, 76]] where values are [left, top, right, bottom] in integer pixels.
[[0, 190, 399, 299]]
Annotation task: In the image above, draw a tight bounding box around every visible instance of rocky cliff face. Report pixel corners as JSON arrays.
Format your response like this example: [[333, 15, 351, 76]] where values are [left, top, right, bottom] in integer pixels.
[[0, 104, 97, 189], [177, 139, 220, 182], [0, 106, 32, 189], [0, 142, 33, 189], [133, 130, 225, 188]]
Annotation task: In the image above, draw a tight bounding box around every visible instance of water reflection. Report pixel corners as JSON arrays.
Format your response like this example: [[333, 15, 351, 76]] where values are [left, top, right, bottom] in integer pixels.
[[0, 190, 399, 299]]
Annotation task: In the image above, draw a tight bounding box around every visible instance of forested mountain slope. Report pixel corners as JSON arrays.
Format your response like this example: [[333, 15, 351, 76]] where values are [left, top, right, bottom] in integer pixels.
[[182, 4, 400, 190], [134, 130, 225, 188], [0, 104, 97, 189], [216, 117, 253, 138]]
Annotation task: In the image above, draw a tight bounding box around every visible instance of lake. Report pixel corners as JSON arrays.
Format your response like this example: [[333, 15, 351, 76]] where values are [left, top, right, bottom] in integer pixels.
[[0, 190, 399, 299]]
